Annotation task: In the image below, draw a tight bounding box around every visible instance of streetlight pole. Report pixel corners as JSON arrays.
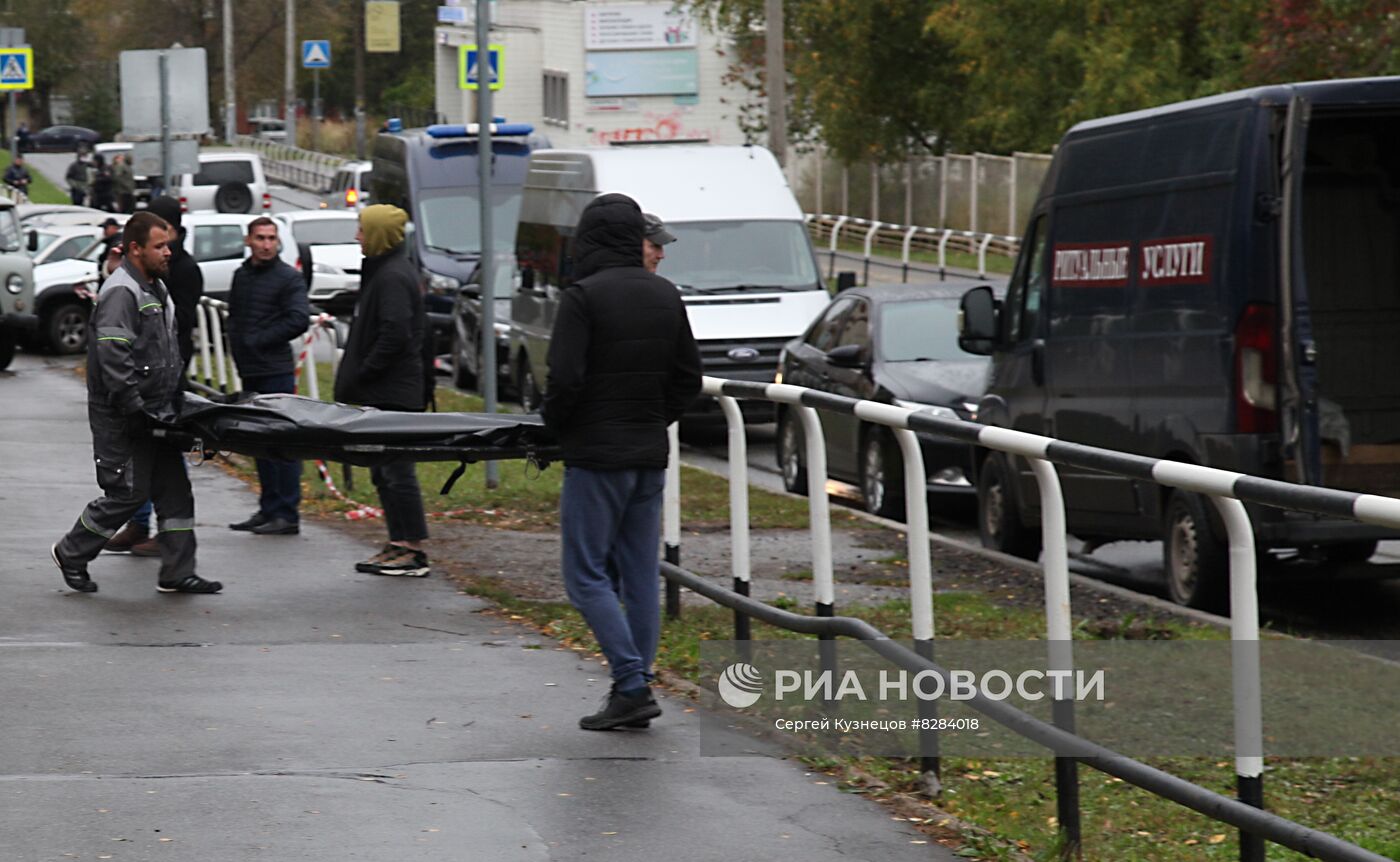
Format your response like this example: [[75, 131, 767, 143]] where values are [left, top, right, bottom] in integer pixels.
[[223, 0, 235, 142], [765, 0, 786, 167], [285, 0, 297, 147], [476, 0, 499, 488]]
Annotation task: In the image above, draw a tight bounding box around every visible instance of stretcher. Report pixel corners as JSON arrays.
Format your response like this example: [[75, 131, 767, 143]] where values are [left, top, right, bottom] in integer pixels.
[[154, 392, 558, 480]]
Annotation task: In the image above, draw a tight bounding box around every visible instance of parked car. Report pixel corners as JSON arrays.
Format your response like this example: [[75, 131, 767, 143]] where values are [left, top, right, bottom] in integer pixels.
[[185, 212, 298, 300], [449, 256, 513, 394], [30, 242, 102, 354], [174, 152, 270, 214], [17, 204, 108, 230], [777, 284, 990, 518], [273, 210, 360, 313], [28, 225, 102, 266], [22, 125, 100, 152], [957, 76, 1400, 610], [323, 160, 373, 211], [250, 117, 288, 142]]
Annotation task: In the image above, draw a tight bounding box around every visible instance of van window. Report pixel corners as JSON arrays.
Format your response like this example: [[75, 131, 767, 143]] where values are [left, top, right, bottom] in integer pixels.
[[660, 221, 820, 292], [807, 297, 855, 352], [417, 187, 521, 255], [1005, 215, 1047, 342], [192, 161, 255, 187], [192, 224, 247, 262]]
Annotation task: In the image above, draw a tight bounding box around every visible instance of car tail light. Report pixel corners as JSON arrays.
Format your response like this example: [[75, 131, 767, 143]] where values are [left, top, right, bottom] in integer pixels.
[[1234, 302, 1278, 433], [262, 192, 271, 210], [179, 196, 188, 213], [345, 187, 359, 207]]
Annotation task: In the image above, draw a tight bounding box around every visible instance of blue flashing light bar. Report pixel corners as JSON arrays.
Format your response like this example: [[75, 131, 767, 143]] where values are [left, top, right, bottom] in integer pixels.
[[426, 122, 535, 139], [386, 117, 403, 132]]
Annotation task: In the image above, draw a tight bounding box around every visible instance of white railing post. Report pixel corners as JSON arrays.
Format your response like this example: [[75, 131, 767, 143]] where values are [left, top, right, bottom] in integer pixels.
[[664, 421, 682, 619], [718, 395, 752, 642], [938, 229, 953, 277], [977, 233, 994, 277], [862, 220, 881, 284], [196, 301, 213, 385]]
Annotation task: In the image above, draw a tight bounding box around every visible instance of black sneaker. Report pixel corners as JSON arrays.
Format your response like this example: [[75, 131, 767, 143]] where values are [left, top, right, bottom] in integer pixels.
[[51, 543, 97, 593], [250, 516, 299, 535], [579, 685, 662, 731], [355, 543, 397, 573], [157, 574, 223, 594], [229, 512, 269, 532], [365, 547, 430, 578]]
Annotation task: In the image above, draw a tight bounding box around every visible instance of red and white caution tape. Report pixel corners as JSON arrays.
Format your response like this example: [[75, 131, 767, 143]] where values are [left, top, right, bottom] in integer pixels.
[[313, 459, 506, 521]]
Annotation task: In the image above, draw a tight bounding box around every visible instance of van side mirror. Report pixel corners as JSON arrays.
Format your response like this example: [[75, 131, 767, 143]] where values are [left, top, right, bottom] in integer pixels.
[[958, 286, 1000, 355], [26, 230, 37, 252], [834, 271, 857, 292]]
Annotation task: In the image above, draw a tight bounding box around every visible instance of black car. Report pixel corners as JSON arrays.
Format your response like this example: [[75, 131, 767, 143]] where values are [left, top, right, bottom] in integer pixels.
[[449, 257, 515, 399], [23, 125, 101, 152], [776, 284, 992, 518]]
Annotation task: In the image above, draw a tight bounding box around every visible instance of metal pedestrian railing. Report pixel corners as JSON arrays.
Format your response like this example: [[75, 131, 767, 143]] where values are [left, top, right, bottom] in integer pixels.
[[805, 212, 1020, 283], [660, 375, 1399, 862], [232, 135, 345, 194], [188, 297, 341, 397]]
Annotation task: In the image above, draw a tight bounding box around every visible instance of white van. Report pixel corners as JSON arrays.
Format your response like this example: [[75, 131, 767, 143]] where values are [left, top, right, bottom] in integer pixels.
[[174, 152, 271, 214], [509, 144, 829, 415]]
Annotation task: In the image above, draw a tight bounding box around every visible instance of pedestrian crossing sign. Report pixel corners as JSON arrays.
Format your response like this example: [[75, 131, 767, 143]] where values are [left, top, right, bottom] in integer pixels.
[[459, 43, 503, 91], [301, 40, 331, 69], [0, 48, 32, 90]]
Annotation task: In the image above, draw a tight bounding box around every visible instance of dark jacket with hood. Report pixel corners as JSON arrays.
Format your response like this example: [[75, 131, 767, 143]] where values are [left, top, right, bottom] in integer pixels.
[[541, 193, 702, 469], [227, 254, 310, 379], [333, 204, 429, 411], [145, 197, 205, 368]]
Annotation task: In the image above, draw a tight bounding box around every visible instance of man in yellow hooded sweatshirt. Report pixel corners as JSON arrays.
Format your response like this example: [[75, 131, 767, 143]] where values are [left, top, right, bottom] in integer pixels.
[[333, 204, 433, 576]]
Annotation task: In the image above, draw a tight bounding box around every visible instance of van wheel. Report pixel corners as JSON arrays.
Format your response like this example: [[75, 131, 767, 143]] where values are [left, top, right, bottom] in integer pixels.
[[1322, 540, 1377, 564], [777, 410, 808, 495], [451, 326, 477, 391], [47, 302, 89, 355], [977, 454, 1041, 560], [0, 330, 15, 370], [518, 362, 542, 412], [860, 427, 906, 520], [214, 182, 253, 214], [1162, 490, 1228, 611]]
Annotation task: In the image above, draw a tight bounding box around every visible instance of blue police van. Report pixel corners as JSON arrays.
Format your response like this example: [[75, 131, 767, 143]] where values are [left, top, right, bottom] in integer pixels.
[[370, 120, 544, 353], [959, 76, 1400, 608]]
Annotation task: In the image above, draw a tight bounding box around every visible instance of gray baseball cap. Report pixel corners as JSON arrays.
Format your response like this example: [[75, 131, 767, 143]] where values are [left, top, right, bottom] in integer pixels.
[[643, 212, 676, 245]]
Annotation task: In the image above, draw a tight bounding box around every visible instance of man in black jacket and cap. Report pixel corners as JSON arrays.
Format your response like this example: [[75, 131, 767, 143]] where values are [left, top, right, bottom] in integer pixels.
[[226, 217, 311, 536], [542, 193, 702, 731], [334, 204, 433, 577]]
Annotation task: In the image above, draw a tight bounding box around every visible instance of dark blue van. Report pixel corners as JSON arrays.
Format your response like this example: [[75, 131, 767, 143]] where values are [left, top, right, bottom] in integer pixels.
[[370, 122, 542, 351], [959, 77, 1400, 608]]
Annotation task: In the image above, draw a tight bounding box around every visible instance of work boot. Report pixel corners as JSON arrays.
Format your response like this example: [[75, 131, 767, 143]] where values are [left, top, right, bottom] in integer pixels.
[[157, 574, 223, 594], [50, 543, 97, 593], [103, 522, 149, 554], [579, 684, 662, 731]]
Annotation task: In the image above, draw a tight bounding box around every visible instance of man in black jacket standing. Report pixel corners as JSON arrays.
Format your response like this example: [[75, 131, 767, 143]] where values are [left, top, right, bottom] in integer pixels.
[[542, 193, 702, 731], [227, 217, 311, 536], [333, 204, 432, 577]]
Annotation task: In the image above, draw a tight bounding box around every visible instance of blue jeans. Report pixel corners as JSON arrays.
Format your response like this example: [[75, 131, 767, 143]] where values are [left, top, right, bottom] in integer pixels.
[[131, 498, 154, 530], [244, 373, 301, 522], [560, 466, 665, 692]]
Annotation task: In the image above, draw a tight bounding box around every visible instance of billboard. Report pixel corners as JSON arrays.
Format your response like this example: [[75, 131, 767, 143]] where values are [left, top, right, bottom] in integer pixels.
[[584, 49, 698, 98]]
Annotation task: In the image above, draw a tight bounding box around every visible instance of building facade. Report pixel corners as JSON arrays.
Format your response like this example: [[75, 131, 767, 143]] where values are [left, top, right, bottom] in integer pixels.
[[434, 0, 754, 148]]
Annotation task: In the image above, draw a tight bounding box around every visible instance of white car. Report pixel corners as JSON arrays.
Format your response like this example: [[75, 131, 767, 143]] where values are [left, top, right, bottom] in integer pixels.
[[322, 160, 373, 211], [30, 242, 103, 354], [28, 225, 102, 266], [273, 210, 361, 312], [174, 151, 271, 214], [184, 212, 299, 301]]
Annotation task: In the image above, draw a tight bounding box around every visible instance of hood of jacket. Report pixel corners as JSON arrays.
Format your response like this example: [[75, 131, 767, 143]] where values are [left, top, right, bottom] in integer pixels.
[[571, 193, 644, 281], [360, 204, 407, 257]]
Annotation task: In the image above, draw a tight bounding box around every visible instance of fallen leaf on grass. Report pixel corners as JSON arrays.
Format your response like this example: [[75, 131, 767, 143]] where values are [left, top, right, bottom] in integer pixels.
[[1209, 834, 1227, 844]]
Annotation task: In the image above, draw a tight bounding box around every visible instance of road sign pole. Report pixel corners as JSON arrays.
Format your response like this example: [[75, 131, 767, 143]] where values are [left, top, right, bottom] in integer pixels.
[[159, 51, 173, 194], [476, 0, 499, 489], [312, 69, 321, 152], [7, 92, 15, 158]]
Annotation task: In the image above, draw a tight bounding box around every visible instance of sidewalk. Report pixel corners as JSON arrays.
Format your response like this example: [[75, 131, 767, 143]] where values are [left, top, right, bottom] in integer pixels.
[[0, 353, 954, 861]]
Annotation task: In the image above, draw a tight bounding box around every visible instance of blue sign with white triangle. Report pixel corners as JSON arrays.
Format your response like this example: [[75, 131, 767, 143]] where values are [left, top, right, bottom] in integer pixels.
[[459, 43, 503, 91], [0, 48, 32, 90], [301, 40, 331, 69]]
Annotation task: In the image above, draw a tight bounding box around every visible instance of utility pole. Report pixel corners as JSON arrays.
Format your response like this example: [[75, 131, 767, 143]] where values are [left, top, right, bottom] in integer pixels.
[[354, 0, 366, 159], [223, 0, 236, 142], [285, 0, 296, 147], [765, 0, 786, 166], [476, 0, 499, 488]]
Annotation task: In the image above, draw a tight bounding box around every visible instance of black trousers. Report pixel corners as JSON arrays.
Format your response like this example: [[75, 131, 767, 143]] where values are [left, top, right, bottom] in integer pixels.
[[370, 460, 428, 543], [58, 431, 197, 583]]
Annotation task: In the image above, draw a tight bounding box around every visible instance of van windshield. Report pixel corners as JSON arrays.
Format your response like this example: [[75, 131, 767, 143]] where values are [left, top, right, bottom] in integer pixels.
[[661, 221, 821, 292], [417, 187, 520, 256]]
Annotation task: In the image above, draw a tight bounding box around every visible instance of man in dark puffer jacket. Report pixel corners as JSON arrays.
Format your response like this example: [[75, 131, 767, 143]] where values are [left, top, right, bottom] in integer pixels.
[[226, 217, 311, 536], [542, 192, 702, 731]]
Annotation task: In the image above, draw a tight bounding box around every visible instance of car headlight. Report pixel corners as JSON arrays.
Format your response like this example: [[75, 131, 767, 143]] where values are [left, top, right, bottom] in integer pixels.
[[426, 272, 461, 294], [312, 262, 345, 276], [893, 399, 958, 419], [5, 273, 23, 295]]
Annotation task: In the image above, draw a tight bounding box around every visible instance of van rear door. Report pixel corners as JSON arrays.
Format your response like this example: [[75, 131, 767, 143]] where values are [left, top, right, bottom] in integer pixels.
[[1278, 93, 1323, 486]]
